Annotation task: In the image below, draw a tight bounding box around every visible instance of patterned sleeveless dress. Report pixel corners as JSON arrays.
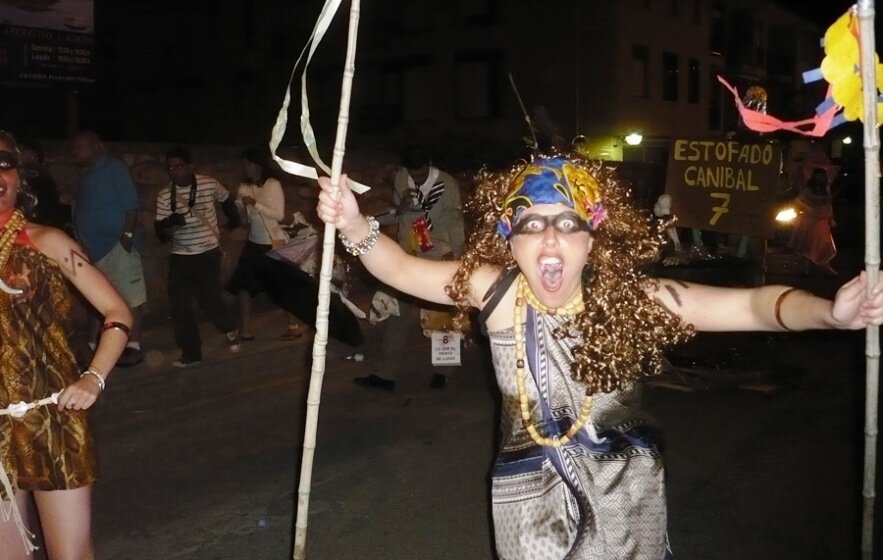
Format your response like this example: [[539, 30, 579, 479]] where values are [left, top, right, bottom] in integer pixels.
[[0, 238, 96, 495], [481, 271, 672, 560]]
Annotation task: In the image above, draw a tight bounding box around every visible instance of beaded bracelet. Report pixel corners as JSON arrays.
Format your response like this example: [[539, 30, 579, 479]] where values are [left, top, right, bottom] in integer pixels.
[[100, 321, 131, 338], [80, 366, 105, 392], [774, 287, 798, 331], [338, 216, 380, 256]]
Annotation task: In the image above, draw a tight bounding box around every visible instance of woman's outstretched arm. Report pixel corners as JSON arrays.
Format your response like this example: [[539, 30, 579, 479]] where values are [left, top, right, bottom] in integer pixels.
[[651, 272, 883, 332]]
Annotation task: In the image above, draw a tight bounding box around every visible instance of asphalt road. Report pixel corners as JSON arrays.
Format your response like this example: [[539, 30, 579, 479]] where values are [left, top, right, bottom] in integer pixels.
[[37, 247, 880, 559]]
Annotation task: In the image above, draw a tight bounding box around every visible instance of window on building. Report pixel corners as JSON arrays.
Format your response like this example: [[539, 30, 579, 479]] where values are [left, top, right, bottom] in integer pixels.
[[454, 51, 501, 119], [767, 25, 796, 77], [729, 9, 764, 67], [401, 62, 435, 121], [753, 19, 766, 66], [456, 0, 498, 26], [631, 45, 650, 98], [708, 69, 722, 130], [401, 0, 433, 32], [710, 2, 725, 53], [383, 72, 401, 107], [688, 57, 700, 103], [662, 51, 679, 101]]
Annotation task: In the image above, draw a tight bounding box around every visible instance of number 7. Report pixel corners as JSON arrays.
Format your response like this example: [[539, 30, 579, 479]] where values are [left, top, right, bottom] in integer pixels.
[[709, 192, 731, 226]]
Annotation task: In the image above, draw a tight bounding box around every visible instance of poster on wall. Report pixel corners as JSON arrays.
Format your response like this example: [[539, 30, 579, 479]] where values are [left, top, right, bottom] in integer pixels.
[[0, 0, 94, 86], [664, 138, 782, 239]]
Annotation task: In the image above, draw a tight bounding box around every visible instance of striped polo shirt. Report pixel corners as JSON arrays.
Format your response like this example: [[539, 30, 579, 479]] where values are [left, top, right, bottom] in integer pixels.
[[155, 174, 231, 255]]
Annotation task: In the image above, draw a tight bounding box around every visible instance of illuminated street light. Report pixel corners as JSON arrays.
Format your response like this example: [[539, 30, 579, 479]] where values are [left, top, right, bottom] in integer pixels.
[[776, 207, 798, 223], [624, 132, 643, 146]]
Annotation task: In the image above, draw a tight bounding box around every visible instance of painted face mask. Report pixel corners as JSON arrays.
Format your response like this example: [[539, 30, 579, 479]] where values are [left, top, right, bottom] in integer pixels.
[[496, 157, 607, 239], [509, 211, 592, 236]]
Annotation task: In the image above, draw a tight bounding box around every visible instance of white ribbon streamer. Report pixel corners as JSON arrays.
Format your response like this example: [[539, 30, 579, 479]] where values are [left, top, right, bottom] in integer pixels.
[[269, 0, 369, 195]]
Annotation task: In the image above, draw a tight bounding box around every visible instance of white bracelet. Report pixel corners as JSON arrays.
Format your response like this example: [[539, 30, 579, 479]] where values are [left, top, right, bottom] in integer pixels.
[[338, 216, 380, 256], [80, 366, 105, 392]]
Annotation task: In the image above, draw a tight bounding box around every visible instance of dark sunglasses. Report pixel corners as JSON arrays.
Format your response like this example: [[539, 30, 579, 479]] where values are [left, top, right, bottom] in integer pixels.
[[0, 151, 18, 171], [511, 211, 591, 236]]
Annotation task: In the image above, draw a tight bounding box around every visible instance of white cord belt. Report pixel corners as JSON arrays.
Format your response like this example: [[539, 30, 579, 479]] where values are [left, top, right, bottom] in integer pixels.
[[0, 392, 60, 418], [1, 392, 62, 555]]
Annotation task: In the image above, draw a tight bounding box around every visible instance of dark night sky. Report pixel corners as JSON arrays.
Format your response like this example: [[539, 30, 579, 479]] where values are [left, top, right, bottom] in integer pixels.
[[771, 1, 863, 26], [0, 0, 872, 143]]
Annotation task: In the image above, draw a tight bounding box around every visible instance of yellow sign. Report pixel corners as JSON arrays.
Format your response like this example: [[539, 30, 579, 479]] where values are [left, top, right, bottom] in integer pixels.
[[664, 139, 781, 237]]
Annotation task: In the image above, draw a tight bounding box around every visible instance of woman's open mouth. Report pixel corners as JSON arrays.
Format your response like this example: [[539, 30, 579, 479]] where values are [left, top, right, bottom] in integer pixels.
[[538, 256, 564, 292]]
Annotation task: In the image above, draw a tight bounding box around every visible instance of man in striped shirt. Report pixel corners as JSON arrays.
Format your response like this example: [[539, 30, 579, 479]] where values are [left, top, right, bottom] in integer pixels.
[[155, 146, 242, 368]]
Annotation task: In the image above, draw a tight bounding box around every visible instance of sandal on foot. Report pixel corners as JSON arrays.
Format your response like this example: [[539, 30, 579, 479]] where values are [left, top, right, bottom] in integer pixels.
[[279, 326, 303, 341]]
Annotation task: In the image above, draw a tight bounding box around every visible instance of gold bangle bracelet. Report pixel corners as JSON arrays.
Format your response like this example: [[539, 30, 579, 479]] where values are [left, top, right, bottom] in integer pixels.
[[100, 321, 131, 338], [774, 287, 799, 331]]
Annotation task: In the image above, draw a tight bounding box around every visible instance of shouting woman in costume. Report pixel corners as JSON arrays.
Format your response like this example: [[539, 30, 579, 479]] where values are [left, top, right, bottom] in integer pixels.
[[318, 155, 883, 560], [0, 130, 132, 560]]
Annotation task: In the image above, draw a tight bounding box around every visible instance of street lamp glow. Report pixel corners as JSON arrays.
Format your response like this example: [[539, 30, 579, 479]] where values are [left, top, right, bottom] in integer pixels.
[[624, 132, 643, 146], [842, 136, 853, 145], [776, 207, 798, 223]]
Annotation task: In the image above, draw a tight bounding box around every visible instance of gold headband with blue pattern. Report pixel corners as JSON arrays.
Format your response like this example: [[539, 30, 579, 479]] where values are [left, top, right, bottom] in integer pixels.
[[496, 157, 607, 238]]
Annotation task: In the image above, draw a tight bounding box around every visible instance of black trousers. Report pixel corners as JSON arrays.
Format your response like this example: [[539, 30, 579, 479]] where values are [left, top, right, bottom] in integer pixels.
[[168, 248, 237, 361]]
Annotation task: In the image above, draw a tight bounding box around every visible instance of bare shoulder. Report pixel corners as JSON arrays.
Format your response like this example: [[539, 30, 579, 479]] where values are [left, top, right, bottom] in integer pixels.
[[26, 223, 89, 269]]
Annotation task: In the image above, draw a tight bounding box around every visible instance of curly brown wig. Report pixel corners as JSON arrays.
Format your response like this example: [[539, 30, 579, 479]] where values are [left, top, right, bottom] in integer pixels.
[[446, 155, 694, 395]]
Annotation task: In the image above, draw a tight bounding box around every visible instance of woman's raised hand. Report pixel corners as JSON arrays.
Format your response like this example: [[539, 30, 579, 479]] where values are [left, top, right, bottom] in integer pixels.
[[316, 174, 362, 233], [831, 271, 883, 329]]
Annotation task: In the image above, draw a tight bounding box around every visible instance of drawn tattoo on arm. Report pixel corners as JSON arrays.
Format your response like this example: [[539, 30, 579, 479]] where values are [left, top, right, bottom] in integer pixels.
[[663, 285, 683, 307], [61, 248, 90, 276], [654, 280, 690, 310]]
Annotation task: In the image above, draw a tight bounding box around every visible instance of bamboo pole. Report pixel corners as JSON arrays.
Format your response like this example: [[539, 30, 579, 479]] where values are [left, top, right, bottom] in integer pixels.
[[858, 1, 881, 558], [292, 1, 361, 558]]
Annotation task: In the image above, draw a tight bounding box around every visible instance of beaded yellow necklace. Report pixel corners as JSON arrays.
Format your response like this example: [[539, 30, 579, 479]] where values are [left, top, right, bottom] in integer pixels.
[[0, 210, 25, 271], [514, 274, 593, 448]]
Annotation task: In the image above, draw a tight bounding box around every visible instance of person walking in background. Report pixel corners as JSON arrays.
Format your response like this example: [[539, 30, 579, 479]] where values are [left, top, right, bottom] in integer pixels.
[[154, 146, 241, 368], [71, 130, 147, 367], [789, 167, 837, 275], [16, 139, 72, 234], [226, 148, 303, 342], [353, 143, 465, 390], [0, 130, 132, 560]]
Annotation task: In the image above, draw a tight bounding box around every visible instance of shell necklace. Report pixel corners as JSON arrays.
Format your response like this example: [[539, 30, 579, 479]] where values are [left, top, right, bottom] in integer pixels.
[[514, 274, 593, 447]]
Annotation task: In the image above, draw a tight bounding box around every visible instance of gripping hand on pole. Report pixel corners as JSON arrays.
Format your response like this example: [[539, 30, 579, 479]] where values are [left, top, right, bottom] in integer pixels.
[[831, 271, 883, 329], [317, 174, 370, 243]]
